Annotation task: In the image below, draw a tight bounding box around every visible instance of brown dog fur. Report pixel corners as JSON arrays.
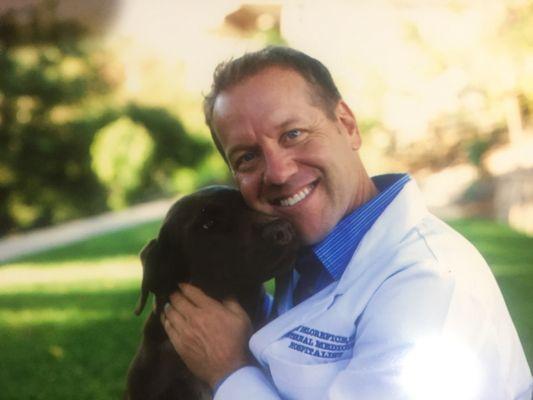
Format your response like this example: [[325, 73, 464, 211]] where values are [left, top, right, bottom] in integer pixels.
[[124, 186, 299, 400]]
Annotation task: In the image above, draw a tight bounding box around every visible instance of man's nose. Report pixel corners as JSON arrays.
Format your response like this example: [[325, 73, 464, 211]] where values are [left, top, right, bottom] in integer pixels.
[[262, 149, 297, 185]]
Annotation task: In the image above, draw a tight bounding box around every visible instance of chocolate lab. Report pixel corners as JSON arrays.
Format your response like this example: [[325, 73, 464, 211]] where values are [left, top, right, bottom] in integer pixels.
[[124, 186, 299, 400]]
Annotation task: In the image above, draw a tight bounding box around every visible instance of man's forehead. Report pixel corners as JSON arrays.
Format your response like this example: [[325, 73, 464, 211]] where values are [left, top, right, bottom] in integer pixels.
[[213, 69, 315, 123], [214, 97, 301, 129], [210, 66, 325, 158], [213, 99, 312, 154]]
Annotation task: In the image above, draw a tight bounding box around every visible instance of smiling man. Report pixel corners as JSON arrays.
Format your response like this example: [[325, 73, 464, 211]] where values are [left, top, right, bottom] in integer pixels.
[[211, 66, 377, 245], [162, 47, 532, 399]]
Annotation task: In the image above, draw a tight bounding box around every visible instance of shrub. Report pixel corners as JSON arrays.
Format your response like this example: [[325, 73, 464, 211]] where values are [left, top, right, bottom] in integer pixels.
[[91, 117, 154, 209]]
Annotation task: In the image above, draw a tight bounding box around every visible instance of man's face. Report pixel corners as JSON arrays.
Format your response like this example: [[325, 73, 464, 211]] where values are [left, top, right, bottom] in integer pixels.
[[212, 67, 370, 245]]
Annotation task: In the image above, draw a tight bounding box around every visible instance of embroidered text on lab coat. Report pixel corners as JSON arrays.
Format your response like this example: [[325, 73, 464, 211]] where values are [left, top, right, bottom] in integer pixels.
[[284, 325, 355, 359]]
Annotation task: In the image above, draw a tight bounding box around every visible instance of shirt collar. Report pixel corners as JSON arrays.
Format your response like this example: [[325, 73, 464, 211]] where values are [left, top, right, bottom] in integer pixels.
[[312, 173, 411, 280]]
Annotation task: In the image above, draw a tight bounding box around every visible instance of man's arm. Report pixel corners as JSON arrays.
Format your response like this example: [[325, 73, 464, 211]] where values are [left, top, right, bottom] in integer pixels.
[[161, 283, 254, 388]]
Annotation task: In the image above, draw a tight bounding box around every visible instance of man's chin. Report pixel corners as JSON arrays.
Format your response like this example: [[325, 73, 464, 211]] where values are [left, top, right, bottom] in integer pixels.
[[293, 223, 329, 246]]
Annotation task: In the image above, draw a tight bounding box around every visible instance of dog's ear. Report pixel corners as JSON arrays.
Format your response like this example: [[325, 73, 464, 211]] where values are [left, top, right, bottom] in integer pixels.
[[134, 239, 160, 315]]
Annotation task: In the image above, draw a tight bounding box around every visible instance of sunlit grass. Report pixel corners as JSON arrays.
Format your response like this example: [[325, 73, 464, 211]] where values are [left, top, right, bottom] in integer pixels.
[[0, 221, 159, 399], [0, 260, 139, 293], [0, 283, 146, 399], [1, 307, 124, 327], [0, 218, 531, 399]]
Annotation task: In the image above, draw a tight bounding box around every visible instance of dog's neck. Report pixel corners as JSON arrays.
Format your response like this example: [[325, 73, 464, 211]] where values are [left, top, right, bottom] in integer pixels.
[[233, 284, 269, 329]]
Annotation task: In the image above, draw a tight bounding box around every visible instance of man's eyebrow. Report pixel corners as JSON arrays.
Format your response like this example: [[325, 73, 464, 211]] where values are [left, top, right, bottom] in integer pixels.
[[274, 117, 302, 132]]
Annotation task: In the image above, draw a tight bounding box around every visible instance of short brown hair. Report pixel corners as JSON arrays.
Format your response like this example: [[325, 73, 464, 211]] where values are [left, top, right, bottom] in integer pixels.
[[203, 46, 342, 160]]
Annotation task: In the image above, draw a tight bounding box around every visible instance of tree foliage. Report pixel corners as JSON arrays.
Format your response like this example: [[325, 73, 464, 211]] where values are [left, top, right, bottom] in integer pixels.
[[91, 117, 154, 210], [0, 4, 212, 235]]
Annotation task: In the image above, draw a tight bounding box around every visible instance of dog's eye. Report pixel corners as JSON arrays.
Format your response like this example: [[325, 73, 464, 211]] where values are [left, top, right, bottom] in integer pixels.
[[202, 219, 215, 230]]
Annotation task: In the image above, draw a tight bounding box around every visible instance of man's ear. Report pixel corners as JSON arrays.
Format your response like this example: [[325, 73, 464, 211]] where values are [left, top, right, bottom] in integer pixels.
[[336, 100, 361, 151], [135, 239, 161, 315]]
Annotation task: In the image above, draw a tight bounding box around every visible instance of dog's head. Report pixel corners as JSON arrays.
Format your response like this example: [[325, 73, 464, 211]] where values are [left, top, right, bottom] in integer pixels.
[[135, 186, 299, 315]]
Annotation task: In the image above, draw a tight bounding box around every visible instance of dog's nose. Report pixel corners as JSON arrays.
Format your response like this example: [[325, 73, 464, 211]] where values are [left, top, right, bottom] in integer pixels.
[[262, 220, 294, 245]]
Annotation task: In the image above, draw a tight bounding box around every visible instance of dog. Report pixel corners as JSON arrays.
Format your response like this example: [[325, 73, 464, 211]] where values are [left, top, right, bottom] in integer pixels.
[[124, 186, 299, 400]]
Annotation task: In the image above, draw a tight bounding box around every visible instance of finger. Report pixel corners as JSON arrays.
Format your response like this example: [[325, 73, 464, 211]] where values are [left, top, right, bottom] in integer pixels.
[[222, 297, 247, 317], [162, 315, 185, 352], [179, 283, 220, 308], [169, 291, 198, 317], [163, 301, 187, 327]]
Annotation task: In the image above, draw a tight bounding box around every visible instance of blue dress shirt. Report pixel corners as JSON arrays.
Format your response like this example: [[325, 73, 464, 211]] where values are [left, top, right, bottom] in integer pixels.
[[294, 173, 411, 301]]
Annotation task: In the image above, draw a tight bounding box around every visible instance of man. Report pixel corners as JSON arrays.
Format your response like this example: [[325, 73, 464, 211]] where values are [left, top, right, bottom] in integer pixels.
[[161, 46, 532, 399]]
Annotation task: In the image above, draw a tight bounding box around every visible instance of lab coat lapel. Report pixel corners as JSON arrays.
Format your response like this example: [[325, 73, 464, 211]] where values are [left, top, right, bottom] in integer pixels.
[[251, 275, 339, 361]]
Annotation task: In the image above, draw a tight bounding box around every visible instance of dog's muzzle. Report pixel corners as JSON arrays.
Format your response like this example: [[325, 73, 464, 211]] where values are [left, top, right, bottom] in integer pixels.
[[261, 219, 294, 245]]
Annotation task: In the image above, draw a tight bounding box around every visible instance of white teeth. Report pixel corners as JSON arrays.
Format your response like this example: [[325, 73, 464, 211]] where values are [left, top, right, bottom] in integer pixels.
[[279, 185, 313, 207]]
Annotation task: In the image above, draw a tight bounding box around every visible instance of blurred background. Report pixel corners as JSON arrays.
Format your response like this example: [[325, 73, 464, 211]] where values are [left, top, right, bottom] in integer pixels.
[[0, 0, 531, 398]]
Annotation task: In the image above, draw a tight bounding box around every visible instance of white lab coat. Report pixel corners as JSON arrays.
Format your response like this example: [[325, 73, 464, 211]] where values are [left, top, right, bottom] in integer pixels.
[[215, 180, 532, 399]]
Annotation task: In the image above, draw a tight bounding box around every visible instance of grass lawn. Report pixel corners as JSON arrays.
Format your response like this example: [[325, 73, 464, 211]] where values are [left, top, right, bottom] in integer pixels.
[[0, 218, 531, 399]]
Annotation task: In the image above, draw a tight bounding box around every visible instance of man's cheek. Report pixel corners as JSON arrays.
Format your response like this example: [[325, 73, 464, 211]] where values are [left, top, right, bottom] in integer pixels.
[[236, 176, 261, 203]]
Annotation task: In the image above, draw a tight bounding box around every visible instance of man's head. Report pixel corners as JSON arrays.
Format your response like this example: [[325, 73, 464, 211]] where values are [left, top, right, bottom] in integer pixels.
[[204, 46, 342, 159], [205, 47, 377, 245]]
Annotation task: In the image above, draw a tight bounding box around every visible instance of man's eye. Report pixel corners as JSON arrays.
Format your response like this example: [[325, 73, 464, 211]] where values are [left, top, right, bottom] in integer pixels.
[[242, 152, 256, 162], [285, 129, 302, 140], [234, 151, 257, 171]]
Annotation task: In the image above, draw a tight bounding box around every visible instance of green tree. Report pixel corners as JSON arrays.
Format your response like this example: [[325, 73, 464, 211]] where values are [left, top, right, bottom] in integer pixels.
[[124, 103, 213, 201], [0, 4, 213, 235], [91, 117, 154, 210], [0, 4, 117, 235]]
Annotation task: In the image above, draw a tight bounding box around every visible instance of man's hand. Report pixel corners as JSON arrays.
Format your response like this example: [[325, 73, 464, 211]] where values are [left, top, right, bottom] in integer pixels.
[[161, 283, 253, 389]]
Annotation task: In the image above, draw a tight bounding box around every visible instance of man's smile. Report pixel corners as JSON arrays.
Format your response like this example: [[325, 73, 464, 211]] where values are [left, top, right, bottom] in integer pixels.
[[271, 180, 319, 207]]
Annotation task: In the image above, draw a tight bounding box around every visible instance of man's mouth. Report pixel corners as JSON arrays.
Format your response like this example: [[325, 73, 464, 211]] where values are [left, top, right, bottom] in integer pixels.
[[274, 181, 318, 207]]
